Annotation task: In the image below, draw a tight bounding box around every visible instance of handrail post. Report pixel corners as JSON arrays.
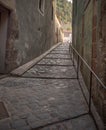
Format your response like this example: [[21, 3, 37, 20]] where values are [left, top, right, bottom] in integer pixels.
[[72, 49, 75, 66], [77, 55, 79, 79], [70, 46, 72, 60], [89, 72, 93, 113]]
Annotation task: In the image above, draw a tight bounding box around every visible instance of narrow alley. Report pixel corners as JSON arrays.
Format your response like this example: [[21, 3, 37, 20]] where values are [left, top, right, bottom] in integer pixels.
[[0, 42, 97, 130]]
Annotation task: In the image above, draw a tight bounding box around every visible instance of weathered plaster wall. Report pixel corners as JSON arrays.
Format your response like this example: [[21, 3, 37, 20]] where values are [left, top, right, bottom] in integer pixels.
[[13, 0, 55, 68], [55, 15, 63, 43], [0, 0, 56, 72], [72, 0, 106, 127], [72, 0, 93, 86], [0, 0, 17, 72]]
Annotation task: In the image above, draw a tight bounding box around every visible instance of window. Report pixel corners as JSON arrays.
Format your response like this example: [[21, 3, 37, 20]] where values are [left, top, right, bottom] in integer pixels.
[[38, 0, 45, 15]]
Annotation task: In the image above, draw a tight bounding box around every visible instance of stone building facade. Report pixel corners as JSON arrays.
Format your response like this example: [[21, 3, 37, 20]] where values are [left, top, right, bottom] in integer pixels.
[[72, 0, 106, 128], [0, 0, 62, 73], [55, 15, 64, 43]]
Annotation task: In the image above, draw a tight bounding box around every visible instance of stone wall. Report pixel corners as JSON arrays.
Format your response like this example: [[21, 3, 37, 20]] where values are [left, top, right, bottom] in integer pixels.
[[55, 15, 64, 43], [72, 0, 106, 128], [0, 0, 57, 72]]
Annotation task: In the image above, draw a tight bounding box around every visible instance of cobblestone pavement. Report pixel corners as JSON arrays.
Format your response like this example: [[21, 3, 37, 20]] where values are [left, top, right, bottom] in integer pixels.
[[0, 43, 97, 130], [37, 58, 72, 66], [45, 53, 71, 59], [23, 65, 76, 79]]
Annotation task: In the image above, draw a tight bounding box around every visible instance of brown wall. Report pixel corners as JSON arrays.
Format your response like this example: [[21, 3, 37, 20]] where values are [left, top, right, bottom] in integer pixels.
[[72, 0, 106, 127], [0, 0, 56, 73]]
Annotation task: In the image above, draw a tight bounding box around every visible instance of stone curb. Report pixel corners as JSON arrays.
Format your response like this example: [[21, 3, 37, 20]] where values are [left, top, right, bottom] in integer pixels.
[[0, 75, 8, 80], [10, 42, 62, 76]]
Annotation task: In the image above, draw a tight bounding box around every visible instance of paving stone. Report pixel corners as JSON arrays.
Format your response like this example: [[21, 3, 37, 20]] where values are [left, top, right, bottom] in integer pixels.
[[71, 115, 97, 130], [0, 78, 88, 124], [11, 119, 27, 128], [39, 115, 96, 130], [28, 120, 47, 129], [23, 65, 76, 78], [55, 46, 69, 50], [45, 53, 71, 59], [37, 58, 72, 66], [54, 44, 69, 47], [50, 51, 70, 56], [53, 49, 69, 51], [15, 126, 31, 130], [0, 43, 96, 130], [27, 114, 40, 123], [0, 121, 11, 130], [51, 50, 69, 53]]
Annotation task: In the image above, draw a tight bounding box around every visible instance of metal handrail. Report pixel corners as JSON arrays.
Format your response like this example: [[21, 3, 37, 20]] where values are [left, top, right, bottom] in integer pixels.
[[70, 44, 106, 89], [70, 44, 106, 114]]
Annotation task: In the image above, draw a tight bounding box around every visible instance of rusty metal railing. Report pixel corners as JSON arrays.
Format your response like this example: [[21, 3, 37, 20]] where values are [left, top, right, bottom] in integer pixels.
[[69, 44, 106, 114]]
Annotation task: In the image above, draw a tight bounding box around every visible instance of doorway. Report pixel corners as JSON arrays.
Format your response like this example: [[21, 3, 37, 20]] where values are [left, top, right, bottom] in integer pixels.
[[0, 6, 9, 73]]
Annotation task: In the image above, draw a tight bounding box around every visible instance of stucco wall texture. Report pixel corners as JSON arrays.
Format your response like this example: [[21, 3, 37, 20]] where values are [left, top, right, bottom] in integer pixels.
[[0, 0, 61, 72], [14, 0, 55, 66], [72, 0, 106, 128]]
